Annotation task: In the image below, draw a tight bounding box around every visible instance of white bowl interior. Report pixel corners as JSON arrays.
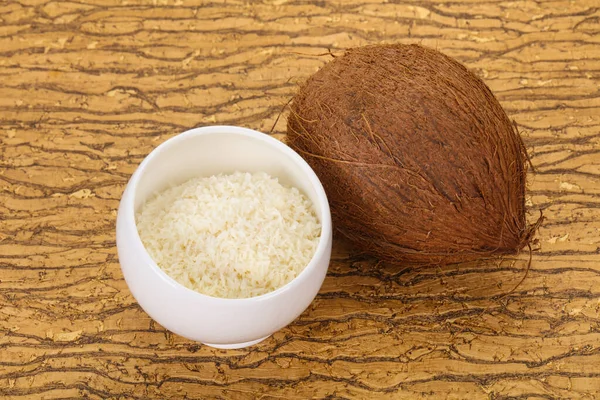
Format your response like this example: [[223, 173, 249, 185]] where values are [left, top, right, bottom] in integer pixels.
[[133, 130, 324, 223]]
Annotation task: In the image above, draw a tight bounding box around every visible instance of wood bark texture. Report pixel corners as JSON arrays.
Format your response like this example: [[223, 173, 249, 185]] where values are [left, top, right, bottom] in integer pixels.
[[1, 0, 599, 399]]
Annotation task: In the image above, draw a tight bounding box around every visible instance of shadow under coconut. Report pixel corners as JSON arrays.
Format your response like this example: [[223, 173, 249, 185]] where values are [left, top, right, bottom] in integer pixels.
[[324, 234, 535, 294], [307, 234, 539, 332]]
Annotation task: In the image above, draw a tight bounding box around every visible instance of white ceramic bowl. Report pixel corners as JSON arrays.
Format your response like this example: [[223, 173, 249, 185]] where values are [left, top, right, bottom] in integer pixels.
[[116, 126, 332, 349]]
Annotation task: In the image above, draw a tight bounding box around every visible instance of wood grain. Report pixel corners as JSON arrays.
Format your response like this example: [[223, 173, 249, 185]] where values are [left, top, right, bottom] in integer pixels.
[[1, 0, 599, 398]]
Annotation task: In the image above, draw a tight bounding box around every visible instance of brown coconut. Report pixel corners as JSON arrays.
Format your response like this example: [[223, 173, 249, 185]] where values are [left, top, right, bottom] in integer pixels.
[[287, 43, 538, 265]]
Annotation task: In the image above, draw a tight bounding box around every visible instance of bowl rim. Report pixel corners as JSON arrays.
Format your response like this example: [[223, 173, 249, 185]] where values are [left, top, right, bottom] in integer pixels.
[[120, 125, 332, 303]]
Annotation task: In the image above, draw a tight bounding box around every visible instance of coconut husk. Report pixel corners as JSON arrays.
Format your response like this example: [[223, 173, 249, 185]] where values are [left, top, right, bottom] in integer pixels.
[[287, 43, 540, 265]]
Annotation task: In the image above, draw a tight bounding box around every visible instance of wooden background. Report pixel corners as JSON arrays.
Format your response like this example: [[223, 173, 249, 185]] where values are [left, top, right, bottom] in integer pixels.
[[1, 0, 599, 398]]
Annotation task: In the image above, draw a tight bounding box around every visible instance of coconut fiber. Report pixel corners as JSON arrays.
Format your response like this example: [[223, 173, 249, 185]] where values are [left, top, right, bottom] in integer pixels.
[[287, 43, 539, 265]]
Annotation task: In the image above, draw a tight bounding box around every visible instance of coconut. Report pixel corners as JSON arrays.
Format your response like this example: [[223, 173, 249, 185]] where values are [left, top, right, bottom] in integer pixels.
[[287, 43, 539, 265]]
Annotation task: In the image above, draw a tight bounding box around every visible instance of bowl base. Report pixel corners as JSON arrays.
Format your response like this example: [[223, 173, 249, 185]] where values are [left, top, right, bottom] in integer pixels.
[[203, 335, 270, 349]]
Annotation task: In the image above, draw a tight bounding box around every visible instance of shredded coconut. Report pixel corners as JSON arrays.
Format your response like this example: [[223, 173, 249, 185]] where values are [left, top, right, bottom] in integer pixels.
[[136, 171, 321, 299]]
